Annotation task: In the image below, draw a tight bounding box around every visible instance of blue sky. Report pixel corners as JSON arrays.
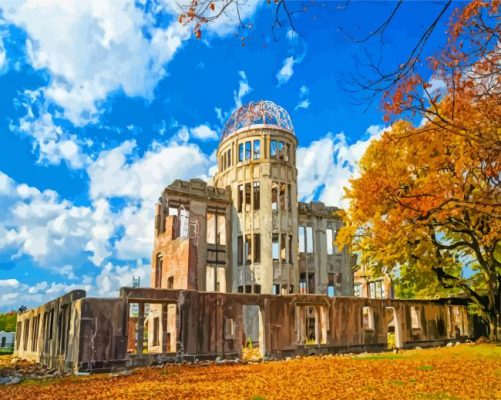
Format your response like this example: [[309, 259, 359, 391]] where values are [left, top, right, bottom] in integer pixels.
[[0, 0, 458, 311]]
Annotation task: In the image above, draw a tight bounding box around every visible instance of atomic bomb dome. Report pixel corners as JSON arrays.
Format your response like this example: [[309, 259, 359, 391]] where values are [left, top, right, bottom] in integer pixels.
[[221, 100, 295, 143]]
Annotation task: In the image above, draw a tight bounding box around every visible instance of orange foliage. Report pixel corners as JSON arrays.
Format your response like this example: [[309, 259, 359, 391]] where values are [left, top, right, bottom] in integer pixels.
[[1, 345, 500, 399]]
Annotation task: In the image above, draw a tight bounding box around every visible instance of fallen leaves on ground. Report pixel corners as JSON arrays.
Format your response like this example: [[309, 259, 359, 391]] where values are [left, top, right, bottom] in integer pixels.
[[1, 344, 500, 400]]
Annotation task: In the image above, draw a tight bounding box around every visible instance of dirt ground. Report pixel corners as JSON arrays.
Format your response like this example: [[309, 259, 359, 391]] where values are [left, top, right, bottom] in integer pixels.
[[1, 344, 500, 400]]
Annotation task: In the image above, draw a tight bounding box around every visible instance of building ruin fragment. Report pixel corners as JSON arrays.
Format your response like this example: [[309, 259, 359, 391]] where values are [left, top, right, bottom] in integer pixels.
[[13, 101, 478, 372]]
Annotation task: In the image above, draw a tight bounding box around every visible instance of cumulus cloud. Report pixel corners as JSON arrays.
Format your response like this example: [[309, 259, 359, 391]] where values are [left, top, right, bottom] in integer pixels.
[[295, 99, 310, 110], [297, 125, 386, 208], [12, 91, 90, 169], [0, 278, 92, 309], [95, 261, 150, 297], [2, 0, 190, 126], [191, 124, 218, 141]]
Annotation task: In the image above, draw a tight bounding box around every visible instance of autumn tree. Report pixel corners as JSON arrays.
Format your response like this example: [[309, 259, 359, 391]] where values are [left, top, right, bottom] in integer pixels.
[[338, 1, 500, 337]]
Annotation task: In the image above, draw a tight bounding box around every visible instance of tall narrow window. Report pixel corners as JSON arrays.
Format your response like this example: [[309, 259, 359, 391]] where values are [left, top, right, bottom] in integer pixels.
[[207, 212, 216, 244], [306, 226, 313, 253], [245, 141, 251, 160], [280, 183, 286, 211], [298, 226, 305, 253], [155, 254, 163, 288], [272, 182, 278, 211], [277, 141, 285, 160], [280, 233, 286, 262], [167, 276, 174, 289], [326, 228, 333, 255], [217, 214, 226, 245], [253, 182, 260, 210], [327, 273, 335, 297], [253, 140, 261, 159], [238, 236, 243, 265], [272, 234, 279, 260], [289, 235, 293, 264], [411, 307, 421, 329], [227, 149, 231, 167], [245, 234, 252, 264], [285, 143, 290, 162], [287, 184, 292, 210], [153, 317, 159, 346], [239, 143, 244, 162], [270, 140, 277, 158], [238, 185, 243, 212], [245, 183, 251, 211], [254, 234, 261, 263]]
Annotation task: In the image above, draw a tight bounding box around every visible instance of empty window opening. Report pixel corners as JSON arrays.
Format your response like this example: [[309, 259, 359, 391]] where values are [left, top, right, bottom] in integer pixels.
[[287, 184, 292, 210], [245, 285, 252, 294], [239, 143, 244, 162], [253, 182, 260, 210], [369, 280, 384, 299], [238, 236, 243, 265], [217, 214, 226, 245], [206, 212, 216, 244], [285, 143, 290, 162], [362, 306, 374, 331], [270, 140, 277, 158], [306, 227, 313, 253], [272, 284, 280, 295], [227, 149, 231, 167], [299, 273, 307, 294], [254, 285, 261, 294], [153, 317, 160, 346], [410, 307, 421, 330], [254, 234, 261, 263], [245, 183, 251, 211], [237, 286, 244, 293], [277, 141, 285, 160], [253, 140, 261, 159], [238, 185, 243, 212], [327, 273, 335, 297], [280, 183, 286, 211], [288, 235, 293, 264], [326, 229, 334, 255], [280, 233, 287, 262], [298, 226, 305, 253], [242, 305, 263, 360], [245, 234, 252, 265], [167, 276, 174, 289], [272, 234, 279, 261], [354, 283, 363, 297], [271, 182, 278, 211], [245, 141, 251, 160]]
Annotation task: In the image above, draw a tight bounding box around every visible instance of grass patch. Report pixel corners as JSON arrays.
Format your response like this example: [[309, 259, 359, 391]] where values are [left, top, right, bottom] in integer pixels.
[[417, 365, 434, 371]]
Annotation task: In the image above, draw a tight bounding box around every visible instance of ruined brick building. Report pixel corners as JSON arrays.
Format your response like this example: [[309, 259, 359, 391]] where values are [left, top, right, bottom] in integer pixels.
[[152, 100, 354, 298], [13, 101, 478, 373]]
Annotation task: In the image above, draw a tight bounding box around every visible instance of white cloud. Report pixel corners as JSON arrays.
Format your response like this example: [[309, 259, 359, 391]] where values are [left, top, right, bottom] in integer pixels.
[[191, 124, 218, 141], [277, 56, 296, 86], [0, 278, 92, 310], [13, 95, 90, 169], [295, 99, 310, 110], [0, 35, 6, 72], [297, 125, 386, 208], [95, 261, 149, 297], [3, 0, 190, 126], [233, 70, 251, 109]]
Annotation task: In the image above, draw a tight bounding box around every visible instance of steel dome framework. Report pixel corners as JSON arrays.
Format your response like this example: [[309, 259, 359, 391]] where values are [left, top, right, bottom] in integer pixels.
[[221, 100, 294, 142]]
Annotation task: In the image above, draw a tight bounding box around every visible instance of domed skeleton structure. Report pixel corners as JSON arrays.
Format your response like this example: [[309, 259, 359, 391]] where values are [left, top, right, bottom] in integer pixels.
[[221, 100, 295, 142]]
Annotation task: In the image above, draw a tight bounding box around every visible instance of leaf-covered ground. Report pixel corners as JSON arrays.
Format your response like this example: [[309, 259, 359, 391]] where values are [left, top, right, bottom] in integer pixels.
[[1, 344, 500, 399]]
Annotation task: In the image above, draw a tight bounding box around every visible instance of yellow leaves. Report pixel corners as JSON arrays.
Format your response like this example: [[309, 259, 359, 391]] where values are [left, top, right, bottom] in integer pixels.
[[1, 345, 500, 399]]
